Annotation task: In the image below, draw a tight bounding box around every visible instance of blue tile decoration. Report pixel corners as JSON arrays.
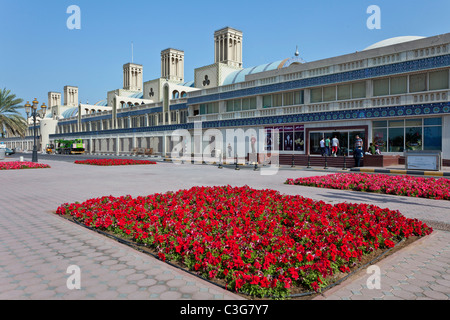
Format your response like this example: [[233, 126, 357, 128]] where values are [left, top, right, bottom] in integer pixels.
[[188, 54, 450, 105], [80, 115, 111, 123], [50, 102, 450, 140], [117, 107, 163, 118], [170, 103, 188, 111], [57, 120, 77, 126]]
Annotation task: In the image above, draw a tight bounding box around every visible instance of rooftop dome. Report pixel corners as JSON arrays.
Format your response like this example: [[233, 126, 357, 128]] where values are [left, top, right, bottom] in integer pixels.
[[222, 56, 306, 85], [126, 92, 144, 99], [178, 80, 195, 88], [363, 36, 425, 51], [61, 107, 78, 119], [94, 100, 108, 106]]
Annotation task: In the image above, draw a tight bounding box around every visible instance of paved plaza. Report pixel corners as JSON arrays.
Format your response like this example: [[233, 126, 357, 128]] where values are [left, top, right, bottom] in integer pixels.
[[1, 156, 449, 301]]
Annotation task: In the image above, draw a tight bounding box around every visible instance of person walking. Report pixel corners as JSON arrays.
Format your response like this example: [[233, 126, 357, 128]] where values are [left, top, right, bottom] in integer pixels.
[[354, 146, 363, 167], [355, 135, 363, 151], [227, 143, 232, 158], [331, 136, 339, 157], [325, 137, 331, 156], [319, 137, 326, 156]]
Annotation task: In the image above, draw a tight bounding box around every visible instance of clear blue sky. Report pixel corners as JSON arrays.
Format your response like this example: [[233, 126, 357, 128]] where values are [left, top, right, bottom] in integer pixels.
[[1, 0, 450, 113]]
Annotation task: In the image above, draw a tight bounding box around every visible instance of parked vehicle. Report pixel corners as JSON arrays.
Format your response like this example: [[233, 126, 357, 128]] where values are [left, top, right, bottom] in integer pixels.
[[46, 144, 55, 154], [4, 148, 15, 156], [55, 139, 85, 155]]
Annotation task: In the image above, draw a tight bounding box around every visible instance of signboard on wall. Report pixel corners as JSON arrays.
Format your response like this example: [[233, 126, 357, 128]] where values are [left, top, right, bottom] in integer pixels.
[[405, 151, 441, 171]]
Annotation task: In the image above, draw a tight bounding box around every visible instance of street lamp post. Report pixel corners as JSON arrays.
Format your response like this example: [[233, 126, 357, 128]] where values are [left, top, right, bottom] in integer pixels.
[[24, 99, 47, 163]]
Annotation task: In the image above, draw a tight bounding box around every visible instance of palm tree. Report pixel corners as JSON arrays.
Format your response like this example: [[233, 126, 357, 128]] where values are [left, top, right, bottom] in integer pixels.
[[0, 88, 27, 138]]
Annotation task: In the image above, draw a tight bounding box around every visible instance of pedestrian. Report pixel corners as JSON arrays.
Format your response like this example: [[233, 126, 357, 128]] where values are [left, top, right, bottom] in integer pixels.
[[368, 143, 376, 155], [355, 135, 363, 150], [319, 137, 326, 156], [331, 136, 339, 157], [375, 144, 381, 155], [325, 136, 331, 156], [354, 146, 363, 167], [228, 143, 232, 158]]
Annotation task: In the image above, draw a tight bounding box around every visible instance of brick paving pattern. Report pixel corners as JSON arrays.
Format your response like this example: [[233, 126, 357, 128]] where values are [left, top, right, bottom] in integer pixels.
[[1, 157, 449, 300]]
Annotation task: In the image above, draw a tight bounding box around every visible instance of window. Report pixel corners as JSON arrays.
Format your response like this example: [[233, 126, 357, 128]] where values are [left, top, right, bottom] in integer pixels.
[[242, 98, 250, 110], [337, 84, 351, 100], [242, 97, 256, 110], [233, 99, 241, 111], [323, 86, 336, 102], [373, 78, 390, 96], [273, 94, 282, 107], [352, 82, 366, 98], [282, 91, 304, 105], [424, 117, 442, 126], [424, 126, 442, 150], [424, 118, 442, 150], [227, 98, 257, 111], [263, 95, 272, 108], [283, 92, 294, 106], [310, 88, 323, 103], [390, 76, 407, 94], [294, 91, 304, 105], [429, 70, 449, 91], [373, 128, 387, 152], [199, 102, 219, 115], [372, 118, 442, 153], [388, 127, 404, 152], [226, 100, 234, 112], [373, 120, 387, 128], [409, 73, 427, 93], [405, 126, 422, 150]]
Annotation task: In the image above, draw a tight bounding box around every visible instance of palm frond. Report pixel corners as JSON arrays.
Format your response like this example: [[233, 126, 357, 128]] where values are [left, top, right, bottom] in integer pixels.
[[0, 88, 27, 138]]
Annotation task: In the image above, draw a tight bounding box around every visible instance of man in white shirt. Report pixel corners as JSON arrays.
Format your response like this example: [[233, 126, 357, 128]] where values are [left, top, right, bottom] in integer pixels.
[[331, 136, 339, 157], [319, 138, 326, 156]]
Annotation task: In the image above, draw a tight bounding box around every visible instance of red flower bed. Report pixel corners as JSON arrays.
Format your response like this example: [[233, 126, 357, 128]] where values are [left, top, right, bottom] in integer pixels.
[[0, 161, 50, 170], [74, 159, 157, 166], [56, 185, 432, 298], [286, 173, 450, 200]]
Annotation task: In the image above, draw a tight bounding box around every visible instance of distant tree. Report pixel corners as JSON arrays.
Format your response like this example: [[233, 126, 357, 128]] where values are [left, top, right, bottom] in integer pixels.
[[0, 88, 27, 138]]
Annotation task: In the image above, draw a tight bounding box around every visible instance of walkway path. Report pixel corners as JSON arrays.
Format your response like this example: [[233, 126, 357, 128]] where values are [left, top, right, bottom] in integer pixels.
[[0, 158, 449, 301]]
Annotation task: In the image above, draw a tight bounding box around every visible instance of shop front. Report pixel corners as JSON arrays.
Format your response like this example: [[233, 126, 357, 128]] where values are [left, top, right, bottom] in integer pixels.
[[306, 125, 368, 156]]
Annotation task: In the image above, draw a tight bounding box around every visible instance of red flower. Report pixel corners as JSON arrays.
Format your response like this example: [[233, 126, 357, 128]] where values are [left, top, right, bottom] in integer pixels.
[[0, 161, 50, 170], [55, 185, 432, 297], [74, 159, 156, 166]]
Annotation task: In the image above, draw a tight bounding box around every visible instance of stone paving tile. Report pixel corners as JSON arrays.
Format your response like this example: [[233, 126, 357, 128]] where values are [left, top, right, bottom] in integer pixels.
[[316, 230, 450, 300], [1, 159, 450, 300]]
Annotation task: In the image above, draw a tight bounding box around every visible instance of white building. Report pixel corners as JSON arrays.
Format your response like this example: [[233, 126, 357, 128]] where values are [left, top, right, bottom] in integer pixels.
[[3, 27, 450, 167]]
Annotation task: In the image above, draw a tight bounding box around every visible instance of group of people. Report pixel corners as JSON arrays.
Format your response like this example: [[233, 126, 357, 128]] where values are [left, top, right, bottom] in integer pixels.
[[320, 135, 381, 167], [319, 136, 341, 157]]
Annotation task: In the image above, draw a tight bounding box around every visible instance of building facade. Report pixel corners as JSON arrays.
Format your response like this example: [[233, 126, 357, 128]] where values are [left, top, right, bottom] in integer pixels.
[[3, 28, 450, 165]]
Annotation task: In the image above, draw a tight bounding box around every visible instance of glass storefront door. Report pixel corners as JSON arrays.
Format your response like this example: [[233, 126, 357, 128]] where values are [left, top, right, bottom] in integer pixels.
[[309, 130, 365, 156]]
